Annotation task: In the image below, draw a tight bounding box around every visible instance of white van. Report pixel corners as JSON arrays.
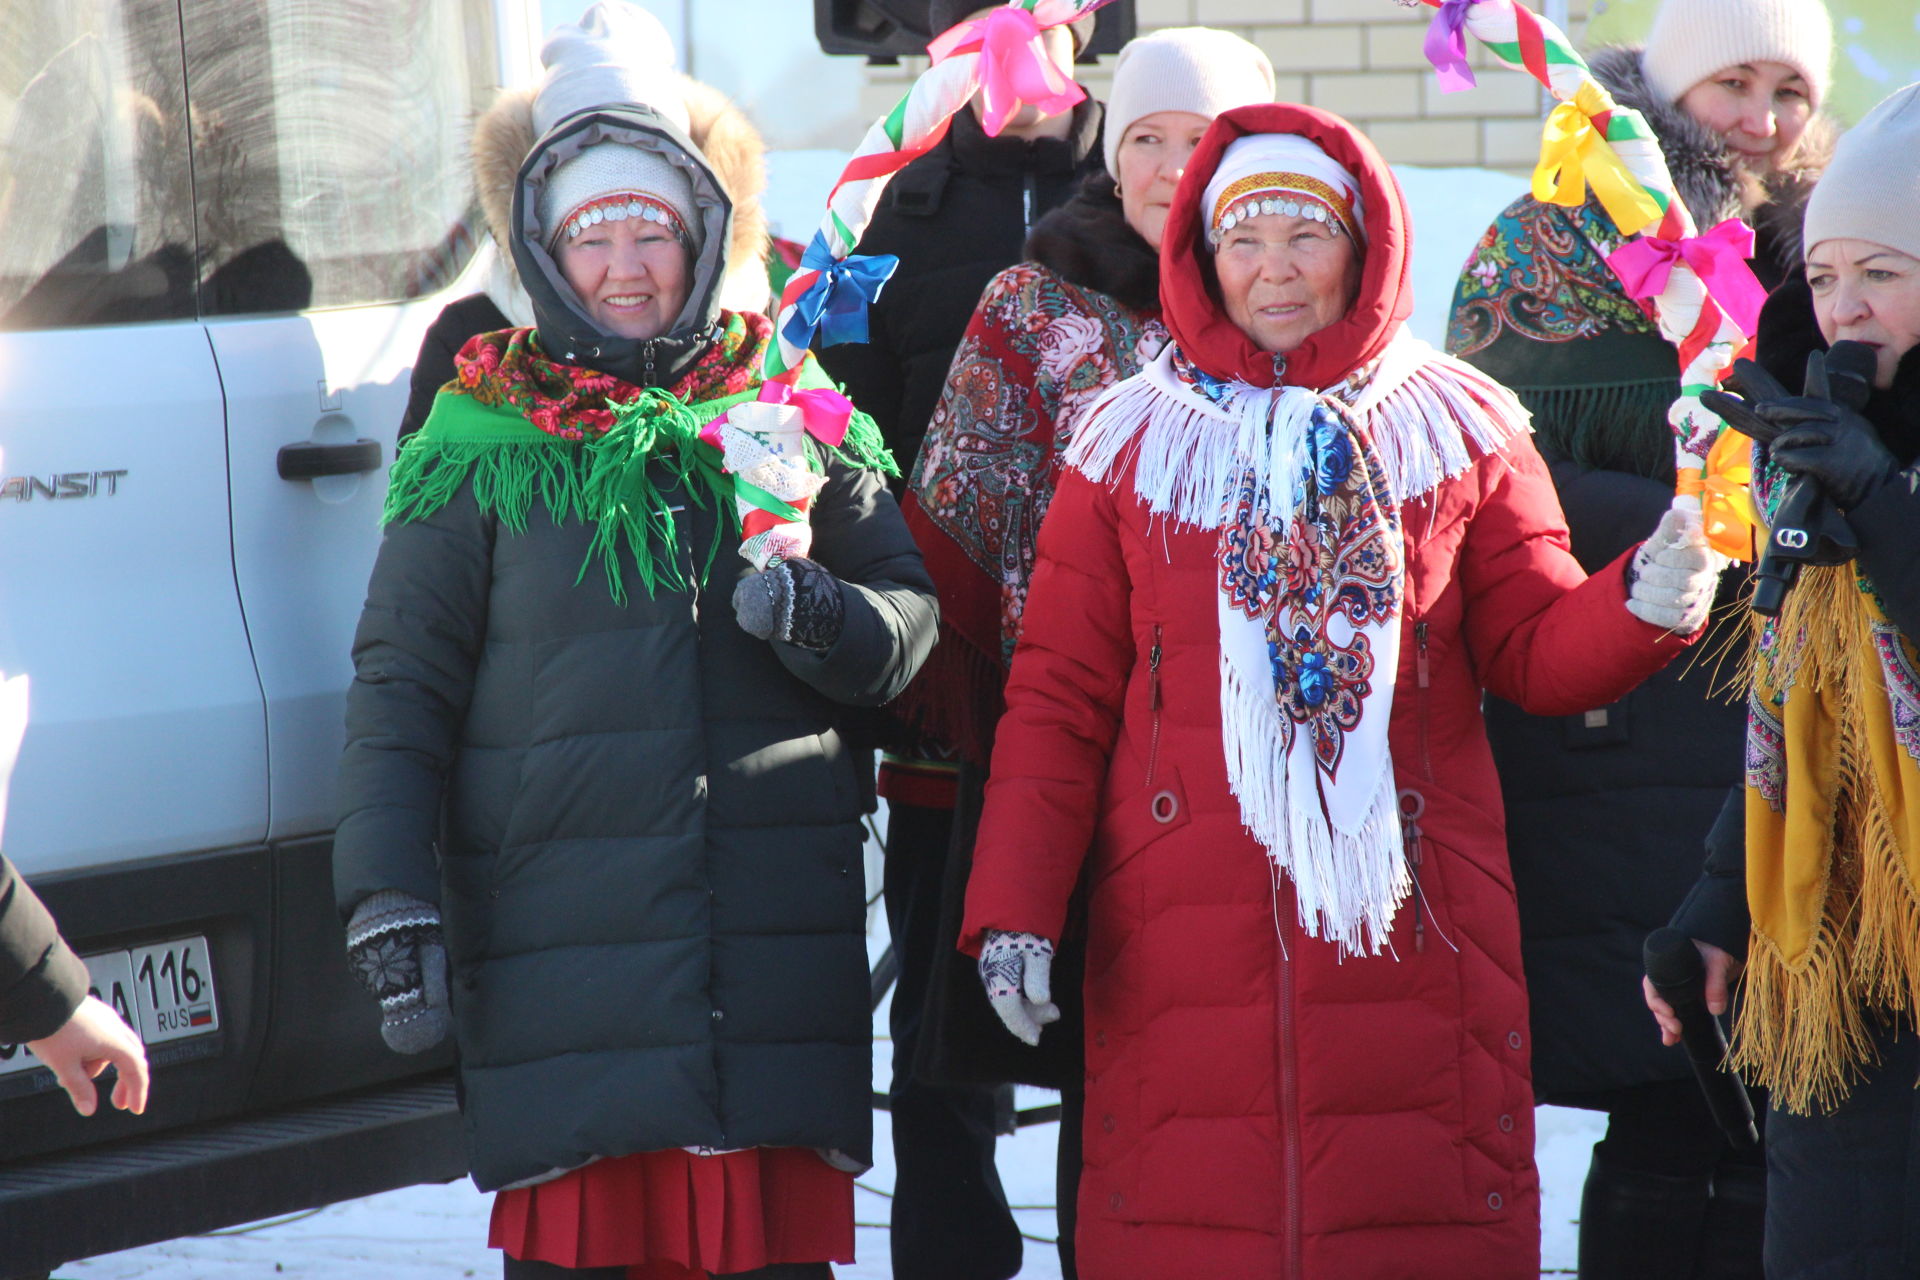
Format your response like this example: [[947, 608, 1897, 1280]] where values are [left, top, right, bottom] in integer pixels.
[[0, 1, 539, 1271]]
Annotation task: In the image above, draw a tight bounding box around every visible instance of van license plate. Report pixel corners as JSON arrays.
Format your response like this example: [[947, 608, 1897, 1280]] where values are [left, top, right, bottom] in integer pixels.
[[0, 934, 217, 1076]]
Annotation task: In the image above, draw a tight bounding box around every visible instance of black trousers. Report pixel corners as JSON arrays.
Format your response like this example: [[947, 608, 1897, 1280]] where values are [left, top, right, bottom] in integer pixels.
[[883, 799, 1022, 1280], [1590, 1077, 1760, 1178], [1765, 1022, 1920, 1279]]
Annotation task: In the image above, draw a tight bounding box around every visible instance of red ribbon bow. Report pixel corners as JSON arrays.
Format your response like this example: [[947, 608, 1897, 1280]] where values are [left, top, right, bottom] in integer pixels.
[[928, 5, 1085, 138], [1607, 219, 1768, 338]]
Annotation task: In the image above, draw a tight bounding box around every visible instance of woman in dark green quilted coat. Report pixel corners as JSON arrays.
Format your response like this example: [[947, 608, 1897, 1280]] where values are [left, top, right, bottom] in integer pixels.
[[332, 9, 935, 1274]]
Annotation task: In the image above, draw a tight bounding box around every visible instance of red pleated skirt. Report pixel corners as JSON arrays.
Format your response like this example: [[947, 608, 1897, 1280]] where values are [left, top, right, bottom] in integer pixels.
[[489, 1146, 855, 1278]]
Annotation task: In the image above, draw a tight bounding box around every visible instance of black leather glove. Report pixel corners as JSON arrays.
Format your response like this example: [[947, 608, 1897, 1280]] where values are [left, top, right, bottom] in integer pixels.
[[345, 890, 451, 1054], [731, 556, 846, 651], [1699, 345, 1896, 510], [1697, 356, 1793, 442]]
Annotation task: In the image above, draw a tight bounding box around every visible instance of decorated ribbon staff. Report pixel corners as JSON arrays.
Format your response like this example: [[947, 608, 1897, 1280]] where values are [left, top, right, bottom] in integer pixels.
[[1413, 0, 1769, 558], [703, 0, 1114, 569]]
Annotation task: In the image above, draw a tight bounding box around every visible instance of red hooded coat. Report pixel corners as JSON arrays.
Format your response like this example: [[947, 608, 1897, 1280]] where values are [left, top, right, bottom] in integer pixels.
[[960, 104, 1699, 1277]]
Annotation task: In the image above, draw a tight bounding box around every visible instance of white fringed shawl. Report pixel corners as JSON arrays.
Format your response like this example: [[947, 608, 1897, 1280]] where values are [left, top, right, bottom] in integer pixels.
[[1063, 326, 1530, 954]]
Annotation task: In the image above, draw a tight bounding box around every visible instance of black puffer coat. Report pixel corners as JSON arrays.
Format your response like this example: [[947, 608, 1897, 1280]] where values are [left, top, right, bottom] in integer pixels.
[[1448, 47, 1830, 1102], [816, 99, 1104, 493], [335, 105, 937, 1192]]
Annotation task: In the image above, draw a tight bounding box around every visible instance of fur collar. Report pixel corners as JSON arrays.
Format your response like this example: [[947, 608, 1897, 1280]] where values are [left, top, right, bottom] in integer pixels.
[[471, 78, 770, 315], [1022, 170, 1160, 314], [1588, 46, 1835, 284]]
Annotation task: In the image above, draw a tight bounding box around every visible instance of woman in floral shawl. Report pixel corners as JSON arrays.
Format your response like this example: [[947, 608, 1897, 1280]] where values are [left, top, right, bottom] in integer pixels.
[[958, 102, 1718, 1276], [1444, 1, 1837, 1267], [331, 7, 935, 1278]]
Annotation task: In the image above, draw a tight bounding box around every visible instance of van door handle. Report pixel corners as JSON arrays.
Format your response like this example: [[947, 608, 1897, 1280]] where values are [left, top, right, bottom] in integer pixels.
[[277, 439, 382, 480]]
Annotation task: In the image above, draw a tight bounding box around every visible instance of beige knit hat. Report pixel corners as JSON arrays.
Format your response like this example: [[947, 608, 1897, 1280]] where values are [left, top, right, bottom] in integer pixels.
[[1102, 27, 1276, 178], [1803, 81, 1920, 263], [1640, 0, 1833, 108]]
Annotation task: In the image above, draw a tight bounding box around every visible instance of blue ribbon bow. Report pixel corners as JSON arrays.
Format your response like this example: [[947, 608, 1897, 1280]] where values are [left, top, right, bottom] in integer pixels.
[[781, 233, 900, 351]]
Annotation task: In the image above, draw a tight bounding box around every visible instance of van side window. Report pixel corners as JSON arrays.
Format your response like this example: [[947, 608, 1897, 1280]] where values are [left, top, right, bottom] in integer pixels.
[[183, 0, 499, 316], [0, 0, 197, 331]]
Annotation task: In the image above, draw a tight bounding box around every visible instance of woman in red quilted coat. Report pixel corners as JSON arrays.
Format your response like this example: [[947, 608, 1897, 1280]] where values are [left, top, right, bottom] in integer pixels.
[[959, 102, 1721, 1278]]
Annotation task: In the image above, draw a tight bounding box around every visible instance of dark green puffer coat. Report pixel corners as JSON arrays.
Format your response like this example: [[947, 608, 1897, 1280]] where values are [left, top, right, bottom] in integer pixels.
[[335, 443, 935, 1190]]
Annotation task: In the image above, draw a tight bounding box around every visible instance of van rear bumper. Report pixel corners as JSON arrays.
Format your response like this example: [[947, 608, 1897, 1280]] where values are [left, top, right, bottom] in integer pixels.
[[0, 1073, 465, 1275]]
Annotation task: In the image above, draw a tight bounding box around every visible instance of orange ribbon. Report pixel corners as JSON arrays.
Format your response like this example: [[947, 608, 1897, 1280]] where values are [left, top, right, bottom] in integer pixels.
[[1679, 427, 1761, 561]]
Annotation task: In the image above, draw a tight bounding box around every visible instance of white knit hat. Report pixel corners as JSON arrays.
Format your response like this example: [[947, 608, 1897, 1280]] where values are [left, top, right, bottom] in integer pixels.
[[537, 142, 701, 253], [1640, 0, 1833, 108], [1804, 81, 1920, 263], [532, 1, 690, 139], [1102, 27, 1277, 178]]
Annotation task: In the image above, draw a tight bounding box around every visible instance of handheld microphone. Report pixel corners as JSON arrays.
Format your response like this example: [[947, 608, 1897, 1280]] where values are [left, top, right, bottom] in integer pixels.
[[1750, 341, 1877, 617], [1643, 927, 1759, 1150]]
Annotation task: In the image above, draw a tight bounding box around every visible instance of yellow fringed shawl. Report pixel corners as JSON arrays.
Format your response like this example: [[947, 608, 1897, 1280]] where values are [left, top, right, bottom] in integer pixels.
[[1732, 563, 1920, 1114]]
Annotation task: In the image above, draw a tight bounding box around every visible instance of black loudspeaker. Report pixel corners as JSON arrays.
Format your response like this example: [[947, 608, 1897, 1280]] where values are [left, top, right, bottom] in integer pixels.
[[814, 0, 1135, 64]]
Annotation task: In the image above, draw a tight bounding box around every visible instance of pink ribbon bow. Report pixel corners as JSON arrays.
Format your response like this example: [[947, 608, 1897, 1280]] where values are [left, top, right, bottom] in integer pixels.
[[928, 6, 1086, 138], [1607, 219, 1768, 337], [702, 381, 854, 454]]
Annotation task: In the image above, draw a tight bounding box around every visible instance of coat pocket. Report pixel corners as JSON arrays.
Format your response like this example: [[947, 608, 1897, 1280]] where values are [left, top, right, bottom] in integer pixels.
[[1090, 763, 1194, 888]]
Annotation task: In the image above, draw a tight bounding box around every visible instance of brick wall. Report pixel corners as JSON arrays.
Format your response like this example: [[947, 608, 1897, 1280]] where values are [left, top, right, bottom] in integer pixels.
[[859, 0, 1596, 172]]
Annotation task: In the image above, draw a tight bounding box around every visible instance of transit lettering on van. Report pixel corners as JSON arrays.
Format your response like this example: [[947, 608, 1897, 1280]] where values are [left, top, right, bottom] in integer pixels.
[[0, 471, 127, 502]]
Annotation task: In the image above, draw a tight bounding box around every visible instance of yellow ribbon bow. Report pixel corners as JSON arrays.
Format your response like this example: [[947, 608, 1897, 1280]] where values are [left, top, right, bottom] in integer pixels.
[[1679, 426, 1762, 561], [1533, 82, 1663, 237]]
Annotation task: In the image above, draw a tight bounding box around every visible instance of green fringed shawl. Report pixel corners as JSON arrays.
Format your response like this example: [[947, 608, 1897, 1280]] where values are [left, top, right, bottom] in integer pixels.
[[385, 361, 894, 604]]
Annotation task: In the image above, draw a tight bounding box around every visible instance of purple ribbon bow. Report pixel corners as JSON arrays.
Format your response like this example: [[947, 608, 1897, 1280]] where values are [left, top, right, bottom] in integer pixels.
[[1606, 219, 1767, 338], [1424, 0, 1482, 95]]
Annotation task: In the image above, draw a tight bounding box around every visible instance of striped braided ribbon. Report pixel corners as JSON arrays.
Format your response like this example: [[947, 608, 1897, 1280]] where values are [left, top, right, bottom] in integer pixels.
[[1416, 0, 1765, 557]]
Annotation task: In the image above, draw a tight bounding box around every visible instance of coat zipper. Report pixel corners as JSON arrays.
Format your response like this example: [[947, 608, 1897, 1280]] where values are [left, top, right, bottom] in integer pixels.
[[1278, 901, 1302, 1277], [1414, 619, 1434, 783], [1022, 173, 1036, 232], [1144, 624, 1163, 785]]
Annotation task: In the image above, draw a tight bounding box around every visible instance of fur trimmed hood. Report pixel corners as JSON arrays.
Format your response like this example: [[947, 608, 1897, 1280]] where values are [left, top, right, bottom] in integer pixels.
[[471, 76, 771, 317], [1589, 45, 1835, 279]]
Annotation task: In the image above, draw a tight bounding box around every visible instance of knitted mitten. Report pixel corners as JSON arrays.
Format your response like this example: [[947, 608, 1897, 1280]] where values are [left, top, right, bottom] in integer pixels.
[[1627, 507, 1717, 633], [978, 929, 1059, 1047], [346, 890, 451, 1054], [731, 557, 846, 651]]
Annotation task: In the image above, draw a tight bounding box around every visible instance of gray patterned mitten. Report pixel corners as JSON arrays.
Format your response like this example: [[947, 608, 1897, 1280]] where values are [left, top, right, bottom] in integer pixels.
[[978, 930, 1059, 1047], [1626, 506, 1717, 633], [731, 557, 846, 651], [346, 890, 451, 1055]]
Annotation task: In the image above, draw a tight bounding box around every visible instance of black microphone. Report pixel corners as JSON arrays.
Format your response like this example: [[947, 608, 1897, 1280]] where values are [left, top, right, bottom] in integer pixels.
[[1749, 341, 1876, 617], [1643, 927, 1759, 1150]]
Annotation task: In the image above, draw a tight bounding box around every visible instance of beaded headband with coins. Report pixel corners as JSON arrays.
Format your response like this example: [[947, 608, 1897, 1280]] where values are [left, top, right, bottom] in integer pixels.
[[1200, 134, 1367, 252], [549, 191, 692, 252], [1207, 172, 1361, 247]]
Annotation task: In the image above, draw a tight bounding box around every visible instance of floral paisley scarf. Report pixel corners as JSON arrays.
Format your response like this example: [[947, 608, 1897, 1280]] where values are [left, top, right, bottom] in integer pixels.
[[384, 313, 892, 603], [1065, 329, 1529, 954], [1730, 460, 1920, 1114]]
